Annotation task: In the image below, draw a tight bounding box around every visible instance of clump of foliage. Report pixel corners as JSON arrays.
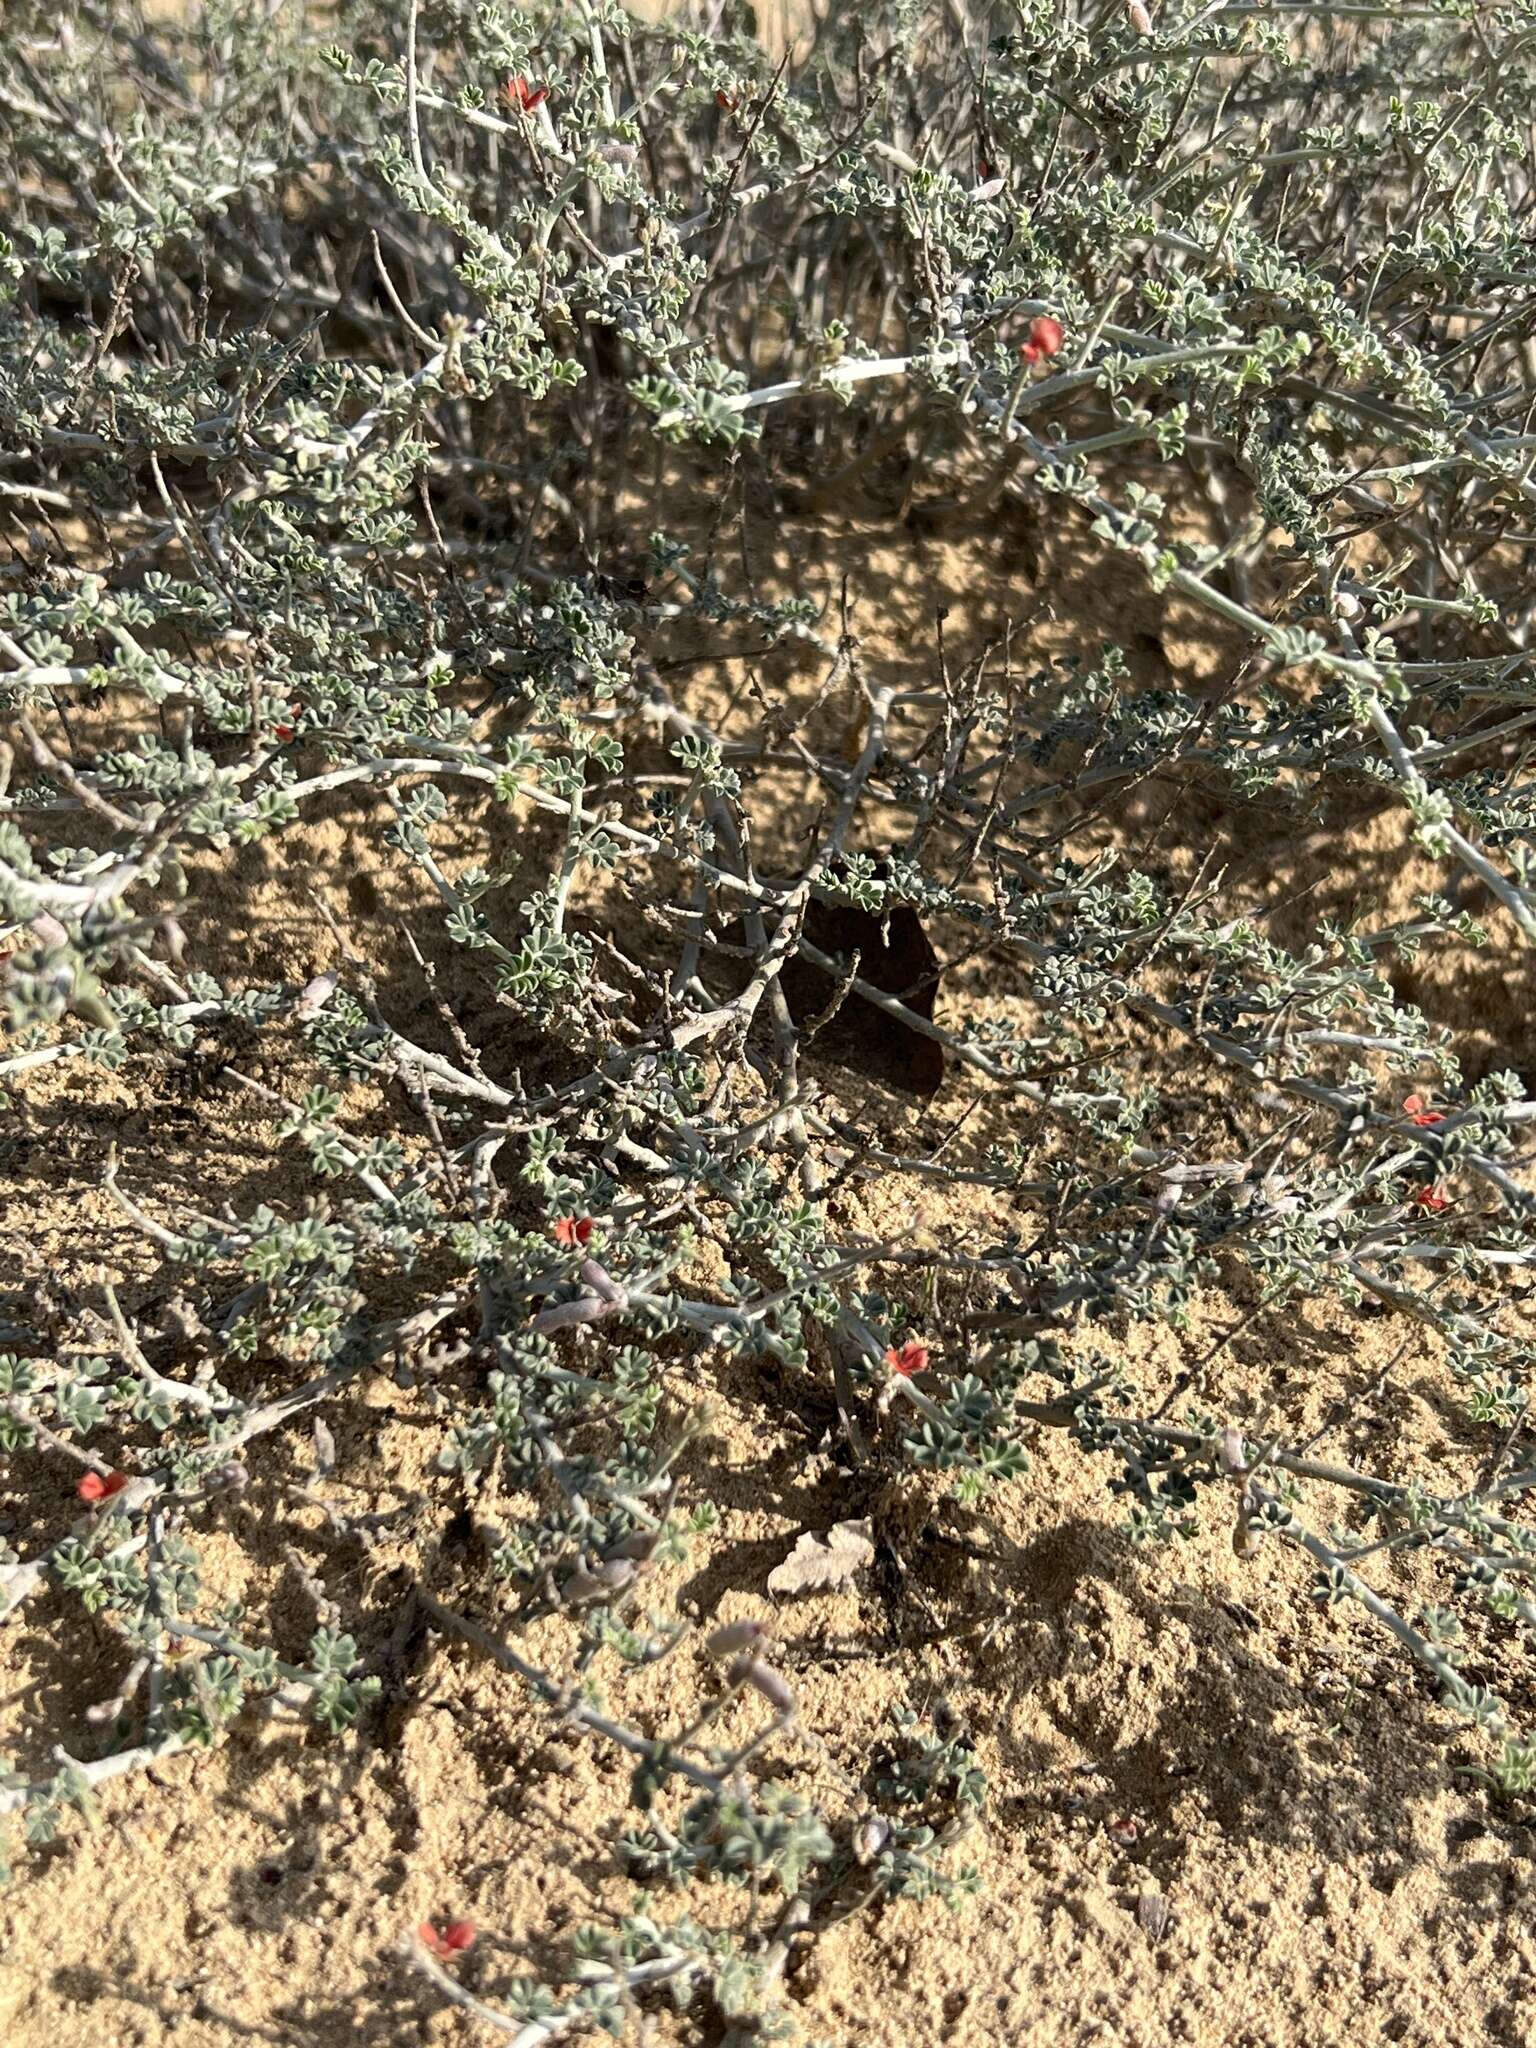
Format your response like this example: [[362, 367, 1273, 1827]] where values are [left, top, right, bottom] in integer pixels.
[[4, 0, 1536, 2031]]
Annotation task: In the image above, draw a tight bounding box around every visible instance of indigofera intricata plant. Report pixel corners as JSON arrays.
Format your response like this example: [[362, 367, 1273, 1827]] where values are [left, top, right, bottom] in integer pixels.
[[4, 0, 1536, 2032]]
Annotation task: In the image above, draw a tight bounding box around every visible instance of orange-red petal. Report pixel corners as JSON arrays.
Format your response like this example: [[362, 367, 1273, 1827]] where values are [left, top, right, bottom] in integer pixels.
[[885, 1340, 931, 1377]]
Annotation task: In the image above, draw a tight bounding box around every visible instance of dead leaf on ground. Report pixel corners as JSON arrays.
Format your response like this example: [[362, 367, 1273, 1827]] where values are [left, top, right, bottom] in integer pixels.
[[767, 1517, 875, 1594]]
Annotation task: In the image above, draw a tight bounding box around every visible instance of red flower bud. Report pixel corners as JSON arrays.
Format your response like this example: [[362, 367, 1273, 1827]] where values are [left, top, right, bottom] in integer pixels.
[[78, 1469, 129, 1504], [553, 1215, 594, 1249], [1027, 314, 1065, 359], [505, 75, 548, 113], [1402, 1093, 1445, 1127], [715, 89, 739, 112], [419, 1918, 476, 1958], [884, 1339, 930, 1378]]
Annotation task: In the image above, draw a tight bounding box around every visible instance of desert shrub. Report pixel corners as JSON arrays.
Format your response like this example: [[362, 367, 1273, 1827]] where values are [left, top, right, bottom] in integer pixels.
[[3, 0, 1536, 2032]]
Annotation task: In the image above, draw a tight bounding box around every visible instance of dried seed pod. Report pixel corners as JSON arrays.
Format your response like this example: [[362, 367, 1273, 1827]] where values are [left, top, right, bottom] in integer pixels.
[[1217, 1426, 1248, 1476], [560, 1566, 605, 1605], [296, 969, 339, 1017], [729, 1655, 796, 1715], [853, 1814, 891, 1864], [1126, 0, 1154, 33], [705, 1618, 771, 1659], [561, 1558, 637, 1607]]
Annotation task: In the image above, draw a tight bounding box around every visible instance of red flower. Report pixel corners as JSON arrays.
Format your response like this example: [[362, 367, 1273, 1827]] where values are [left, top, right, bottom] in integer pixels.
[[553, 1215, 594, 1250], [715, 89, 739, 112], [884, 1339, 930, 1378], [1402, 1093, 1445, 1127], [78, 1469, 129, 1504], [419, 1918, 476, 1958], [1022, 314, 1065, 367], [1412, 1185, 1451, 1213], [505, 75, 548, 113]]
